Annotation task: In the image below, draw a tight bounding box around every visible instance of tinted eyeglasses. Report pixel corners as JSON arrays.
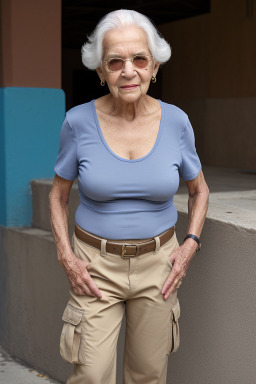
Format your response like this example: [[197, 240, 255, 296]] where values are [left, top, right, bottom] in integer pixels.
[[102, 54, 153, 72]]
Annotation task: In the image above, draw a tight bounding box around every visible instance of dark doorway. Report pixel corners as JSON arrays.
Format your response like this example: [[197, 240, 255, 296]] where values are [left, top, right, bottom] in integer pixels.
[[62, 1, 210, 109]]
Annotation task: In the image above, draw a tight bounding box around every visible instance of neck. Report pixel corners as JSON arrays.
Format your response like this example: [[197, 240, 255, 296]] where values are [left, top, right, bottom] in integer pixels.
[[106, 94, 152, 121]]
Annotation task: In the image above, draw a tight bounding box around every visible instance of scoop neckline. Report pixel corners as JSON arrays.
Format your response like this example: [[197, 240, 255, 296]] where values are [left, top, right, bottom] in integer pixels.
[[91, 99, 164, 163]]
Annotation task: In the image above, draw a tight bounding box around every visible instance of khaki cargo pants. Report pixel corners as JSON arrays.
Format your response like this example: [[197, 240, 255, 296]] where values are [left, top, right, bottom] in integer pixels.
[[60, 229, 181, 384]]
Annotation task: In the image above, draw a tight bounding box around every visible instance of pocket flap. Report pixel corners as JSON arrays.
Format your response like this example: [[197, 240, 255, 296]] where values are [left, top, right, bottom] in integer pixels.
[[62, 304, 84, 325], [172, 299, 180, 322]]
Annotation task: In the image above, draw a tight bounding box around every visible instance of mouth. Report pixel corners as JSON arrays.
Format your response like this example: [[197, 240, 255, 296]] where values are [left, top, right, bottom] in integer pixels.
[[120, 84, 139, 90]]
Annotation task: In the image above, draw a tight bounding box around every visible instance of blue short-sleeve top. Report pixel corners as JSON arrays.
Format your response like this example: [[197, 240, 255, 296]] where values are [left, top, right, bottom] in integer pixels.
[[54, 99, 201, 239]]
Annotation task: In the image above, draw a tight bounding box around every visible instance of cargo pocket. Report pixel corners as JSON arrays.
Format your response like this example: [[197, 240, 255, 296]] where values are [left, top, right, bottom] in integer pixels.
[[60, 303, 85, 364], [167, 299, 181, 354]]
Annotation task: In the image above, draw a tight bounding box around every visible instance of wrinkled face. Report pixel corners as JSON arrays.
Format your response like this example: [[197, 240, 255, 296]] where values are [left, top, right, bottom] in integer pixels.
[[97, 25, 159, 103]]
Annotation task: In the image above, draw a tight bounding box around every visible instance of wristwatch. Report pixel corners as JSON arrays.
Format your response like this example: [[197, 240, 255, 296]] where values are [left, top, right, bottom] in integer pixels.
[[183, 234, 201, 252]]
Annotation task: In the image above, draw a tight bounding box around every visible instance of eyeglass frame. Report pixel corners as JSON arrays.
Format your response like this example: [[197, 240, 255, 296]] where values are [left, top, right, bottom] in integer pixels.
[[101, 54, 154, 72]]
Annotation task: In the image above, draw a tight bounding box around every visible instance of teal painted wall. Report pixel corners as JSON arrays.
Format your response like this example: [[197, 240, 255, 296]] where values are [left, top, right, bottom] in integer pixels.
[[0, 87, 65, 227], [0, 89, 6, 225]]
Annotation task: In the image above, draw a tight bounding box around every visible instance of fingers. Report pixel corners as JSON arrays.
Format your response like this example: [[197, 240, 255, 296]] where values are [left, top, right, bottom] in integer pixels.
[[70, 278, 102, 298], [70, 277, 95, 296], [65, 257, 102, 298], [72, 285, 94, 296], [82, 273, 102, 298], [161, 244, 192, 300], [72, 272, 102, 298], [161, 266, 186, 300]]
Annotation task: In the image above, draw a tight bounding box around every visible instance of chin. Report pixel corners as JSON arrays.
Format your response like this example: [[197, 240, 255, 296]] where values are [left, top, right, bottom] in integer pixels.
[[116, 90, 145, 103]]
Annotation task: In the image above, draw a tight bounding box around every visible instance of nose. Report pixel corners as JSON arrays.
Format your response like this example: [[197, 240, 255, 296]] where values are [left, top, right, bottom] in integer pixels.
[[122, 59, 136, 78]]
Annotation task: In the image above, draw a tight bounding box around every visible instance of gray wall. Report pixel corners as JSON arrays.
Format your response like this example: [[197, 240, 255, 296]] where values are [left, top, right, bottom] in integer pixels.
[[0, 226, 72, 381], [174, 214, 256, 384]]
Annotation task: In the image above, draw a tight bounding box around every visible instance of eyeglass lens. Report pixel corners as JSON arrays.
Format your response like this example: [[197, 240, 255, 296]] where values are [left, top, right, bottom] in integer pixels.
[[107, 55, 149, 71]]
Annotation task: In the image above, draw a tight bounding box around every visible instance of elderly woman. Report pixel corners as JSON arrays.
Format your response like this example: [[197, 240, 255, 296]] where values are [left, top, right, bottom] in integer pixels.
[[49, 9, 209, 384]]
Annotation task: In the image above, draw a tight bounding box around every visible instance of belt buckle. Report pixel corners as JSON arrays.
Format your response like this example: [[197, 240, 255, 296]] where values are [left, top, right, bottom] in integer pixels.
[[121, 244, 138, 259]]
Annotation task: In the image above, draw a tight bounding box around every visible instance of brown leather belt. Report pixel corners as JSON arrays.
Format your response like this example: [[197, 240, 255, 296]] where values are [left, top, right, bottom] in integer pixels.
[[74, 224, 175, 258]]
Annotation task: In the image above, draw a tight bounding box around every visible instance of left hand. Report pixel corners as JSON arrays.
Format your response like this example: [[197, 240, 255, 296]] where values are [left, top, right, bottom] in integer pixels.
[[161, 239, 198, 300]]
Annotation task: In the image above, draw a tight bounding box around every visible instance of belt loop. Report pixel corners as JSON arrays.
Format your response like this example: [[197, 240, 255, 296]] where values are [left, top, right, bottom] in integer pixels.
[[153, 236, 160, 254], [100, 238, 107, 257]]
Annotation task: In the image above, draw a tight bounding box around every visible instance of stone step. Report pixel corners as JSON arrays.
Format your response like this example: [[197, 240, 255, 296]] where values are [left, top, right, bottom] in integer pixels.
[[174, 166, 256, 231], [0, 226, 72, 383], [31, 179, 79, 233], [3, 165, 256, 384], [0, 225, 125, 384], [31, 166, 256, 234]]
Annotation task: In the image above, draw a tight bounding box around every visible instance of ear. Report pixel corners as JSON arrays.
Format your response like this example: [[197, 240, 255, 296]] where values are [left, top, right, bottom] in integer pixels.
[[152, 61, 160, 78], [96, 67, 105, 83]]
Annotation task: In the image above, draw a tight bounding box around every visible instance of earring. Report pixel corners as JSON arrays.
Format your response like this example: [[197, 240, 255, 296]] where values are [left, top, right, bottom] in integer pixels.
[[151, 76, 157, 83], [100, 80, 105, 86]]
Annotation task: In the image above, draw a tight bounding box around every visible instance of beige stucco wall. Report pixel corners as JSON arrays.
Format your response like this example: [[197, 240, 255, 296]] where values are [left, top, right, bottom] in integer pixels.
[[159, 0, 256, 99], [158, 0, 256, 169], [172, 97, 256, 169]]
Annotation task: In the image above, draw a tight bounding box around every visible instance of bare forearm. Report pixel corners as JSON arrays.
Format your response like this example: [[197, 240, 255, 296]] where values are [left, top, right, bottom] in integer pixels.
[[49, 193, 102, 298], [187, 189, 209, 237], [49, 195, 73, 263], [162, 172, 209, 298], [183, 171, 209, 253], [48, 176, 102, 298]]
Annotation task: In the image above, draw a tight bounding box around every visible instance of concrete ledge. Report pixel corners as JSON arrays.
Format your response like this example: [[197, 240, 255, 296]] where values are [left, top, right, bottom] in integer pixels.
[[1, 215, 256, 384], [31, 179, 79, 234], [174, 214, 256, 384], [32, 166, 256, 233], [175, 166, 256, 231], [0, 226, 126, 383], [0, 226, 71, 383], [1, 166, 256, 384]]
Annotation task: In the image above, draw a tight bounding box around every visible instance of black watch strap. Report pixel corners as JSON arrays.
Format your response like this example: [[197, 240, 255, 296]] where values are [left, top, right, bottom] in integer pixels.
[[183, 234, 201, 252]]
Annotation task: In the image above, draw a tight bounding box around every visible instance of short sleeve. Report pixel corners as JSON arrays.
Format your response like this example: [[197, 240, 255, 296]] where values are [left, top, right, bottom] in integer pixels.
[[179, 117, 201, 181], [54, 116, 78, 180]]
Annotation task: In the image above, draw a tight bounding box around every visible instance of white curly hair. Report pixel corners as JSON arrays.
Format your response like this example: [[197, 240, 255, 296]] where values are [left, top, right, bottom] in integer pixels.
[[81, 9, 171, 70]]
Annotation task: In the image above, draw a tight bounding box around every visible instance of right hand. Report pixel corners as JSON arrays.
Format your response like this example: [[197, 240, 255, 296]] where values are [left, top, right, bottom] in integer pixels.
[[60, 253, 102, 298]]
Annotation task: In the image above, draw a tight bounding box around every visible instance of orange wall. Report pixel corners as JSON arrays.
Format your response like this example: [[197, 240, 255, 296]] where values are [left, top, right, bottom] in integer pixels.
[[0, 0, 62, 88]]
